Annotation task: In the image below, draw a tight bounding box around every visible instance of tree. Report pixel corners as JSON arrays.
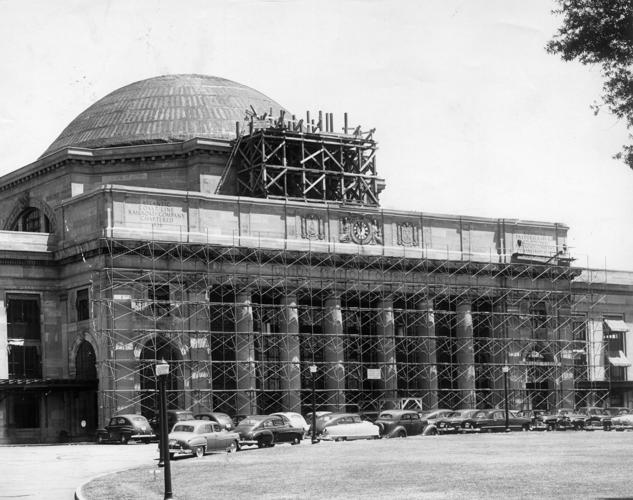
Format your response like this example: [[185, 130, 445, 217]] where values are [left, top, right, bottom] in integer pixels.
[[546, 0, 633, 168]]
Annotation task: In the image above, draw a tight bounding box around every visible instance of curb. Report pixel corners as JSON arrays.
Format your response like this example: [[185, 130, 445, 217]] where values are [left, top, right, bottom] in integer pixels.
[[73, 459, 160, 500]]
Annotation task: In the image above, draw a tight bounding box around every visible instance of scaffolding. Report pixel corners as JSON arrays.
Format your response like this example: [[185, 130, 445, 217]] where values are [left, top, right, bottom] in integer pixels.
[[230, 110, 383, 205], [92, 235, 610, 421]]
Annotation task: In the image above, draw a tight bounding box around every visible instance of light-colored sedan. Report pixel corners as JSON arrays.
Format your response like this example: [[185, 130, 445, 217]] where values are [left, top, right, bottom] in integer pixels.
[[272, 412, 310, 434], [168, 420, 240, 458], [612, 413, 633, 431], [319, 413, 380, 441]]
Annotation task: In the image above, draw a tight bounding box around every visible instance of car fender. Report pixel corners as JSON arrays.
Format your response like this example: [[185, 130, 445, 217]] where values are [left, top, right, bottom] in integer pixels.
[[186, 437, 206, 448], [385, 425, 406, 438], [422, 424, 438, 436], [254, 430, 275, 442]]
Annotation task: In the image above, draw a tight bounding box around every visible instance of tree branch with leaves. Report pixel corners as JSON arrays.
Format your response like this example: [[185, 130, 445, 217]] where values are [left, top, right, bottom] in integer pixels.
[[547, 0, 633, 168]]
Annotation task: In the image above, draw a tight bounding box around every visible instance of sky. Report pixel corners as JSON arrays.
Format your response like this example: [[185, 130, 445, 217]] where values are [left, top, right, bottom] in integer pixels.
[[0, 0, 631, 270]]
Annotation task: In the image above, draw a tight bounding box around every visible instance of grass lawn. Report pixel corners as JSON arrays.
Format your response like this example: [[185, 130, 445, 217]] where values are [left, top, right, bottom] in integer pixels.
[[80, 431, 633, 499]]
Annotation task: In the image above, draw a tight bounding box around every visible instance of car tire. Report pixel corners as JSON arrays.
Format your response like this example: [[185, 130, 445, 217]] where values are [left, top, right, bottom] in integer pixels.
[[227, 440, 238, 453], [141, 438, 151, 444], [397, 430, 406, 438], [195, 446, 205, 458], [522, 424, 531, 432], [97, 434, 106, 444], [291, 435, 301, 445], [169, 452, 175, 460], [257, 437, 265, 448], [120, 434, 129, 444]]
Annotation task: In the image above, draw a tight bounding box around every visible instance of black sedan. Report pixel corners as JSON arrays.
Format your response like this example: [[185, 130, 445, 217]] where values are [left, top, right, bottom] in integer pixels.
[[96, 414, 155, 444], [461, 409, 532, 432], [194, 412, 234, 431], [234, 415, 304, 448], [374, 410, 426, 438], [435, 409, 481, 434]]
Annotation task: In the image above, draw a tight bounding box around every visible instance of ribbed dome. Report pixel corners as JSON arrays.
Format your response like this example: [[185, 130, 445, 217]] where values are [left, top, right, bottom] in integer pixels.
[[41, 74, 286, 157]]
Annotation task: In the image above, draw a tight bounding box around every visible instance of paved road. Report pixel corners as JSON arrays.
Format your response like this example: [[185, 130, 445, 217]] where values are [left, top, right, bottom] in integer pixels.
[[0, 442, 156, 500]]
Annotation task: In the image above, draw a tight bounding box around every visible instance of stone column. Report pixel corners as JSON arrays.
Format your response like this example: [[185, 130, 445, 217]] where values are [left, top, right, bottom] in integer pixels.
[[455, 301, 476, 408], [0, 292, 7, 441], [502, 303, 527, 409], [0, 293, 7, 379], [189, 290, 210, 411], [279, 295, 301, 412], [416, 299, 438, 409], [557, 303, 575, 408], [377, 298, 398, 400], [323, 296, 345, 411], [235, 292, 257, 415]]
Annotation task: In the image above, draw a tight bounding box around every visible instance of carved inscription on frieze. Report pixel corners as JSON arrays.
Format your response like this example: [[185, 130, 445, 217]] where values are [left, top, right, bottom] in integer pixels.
[[126, 199, 186, 227]]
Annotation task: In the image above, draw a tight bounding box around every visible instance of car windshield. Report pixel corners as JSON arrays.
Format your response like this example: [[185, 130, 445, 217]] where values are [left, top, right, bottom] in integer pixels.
[[448, 410, 477, 418], [132, 417, 146, 422], [237, 419, 260, 427], [173, 424, 194, 433]]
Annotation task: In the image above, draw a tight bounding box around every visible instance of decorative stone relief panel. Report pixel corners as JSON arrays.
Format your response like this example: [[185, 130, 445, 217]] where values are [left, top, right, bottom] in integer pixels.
[[300, 214, 325, 240], [397, 222, 419, 247], [339, 216, 382, 245]]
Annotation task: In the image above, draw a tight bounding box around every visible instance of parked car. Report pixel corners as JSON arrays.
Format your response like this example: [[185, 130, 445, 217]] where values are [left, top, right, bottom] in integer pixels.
[[311, 412, 346, 435], [611, 412, 633, 431], [234, 415, 304, 448], [605, 407, 631, 417], [150, 409, 195, 435], [319, 413, 380, 441], [271, 412, 310, 434], [576, 407, 613, 431], [517, 409, 573, 431], [96, 414, 155, 444], [194, 412, 234, 431], [417, 409, 454, 435], [168, 420, 240, 458], [461, 409, 532, 432], [434, 409, 481, 434], [374, 409, 426, 438]]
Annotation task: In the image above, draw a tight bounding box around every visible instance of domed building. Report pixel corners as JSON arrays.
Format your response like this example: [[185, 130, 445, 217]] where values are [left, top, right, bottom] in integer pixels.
[[0, 74, 630, 443]]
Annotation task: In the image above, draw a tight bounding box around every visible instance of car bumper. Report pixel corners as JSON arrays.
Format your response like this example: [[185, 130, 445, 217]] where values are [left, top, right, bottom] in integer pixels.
[[131, 433, 156, 440], [613, 423, 633, 431], [168, 445, 194, 456]]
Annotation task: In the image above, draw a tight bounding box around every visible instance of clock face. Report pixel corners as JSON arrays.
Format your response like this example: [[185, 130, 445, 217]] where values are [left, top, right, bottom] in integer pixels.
[[352, 219, 371, 243]]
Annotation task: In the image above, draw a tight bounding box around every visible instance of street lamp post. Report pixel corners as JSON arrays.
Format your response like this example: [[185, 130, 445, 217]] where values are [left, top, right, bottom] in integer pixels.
[[309, 364, 319, 444], [502, 365, 510, 432], [156, 360, 173, 500]]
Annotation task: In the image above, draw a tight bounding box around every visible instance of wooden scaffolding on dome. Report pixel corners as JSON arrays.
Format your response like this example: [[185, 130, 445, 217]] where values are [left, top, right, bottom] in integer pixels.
[[222, 109, 384, 205]]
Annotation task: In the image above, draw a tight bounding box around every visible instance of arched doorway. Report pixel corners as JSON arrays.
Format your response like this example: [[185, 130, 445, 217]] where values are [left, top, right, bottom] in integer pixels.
[[524, 344, 555, 410], [139, 337, 182, 419], [75, 340, 98, 434]]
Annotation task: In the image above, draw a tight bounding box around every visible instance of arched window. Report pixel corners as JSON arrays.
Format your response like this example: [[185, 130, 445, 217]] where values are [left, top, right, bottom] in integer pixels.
[[75, 341, 97, 380], [12, 207, 51, 233]]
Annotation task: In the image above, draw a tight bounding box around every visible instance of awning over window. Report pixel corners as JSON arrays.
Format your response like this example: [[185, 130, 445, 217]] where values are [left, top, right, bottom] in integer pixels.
[[608, 351, 632, 368], [604, 319, 629, 333]]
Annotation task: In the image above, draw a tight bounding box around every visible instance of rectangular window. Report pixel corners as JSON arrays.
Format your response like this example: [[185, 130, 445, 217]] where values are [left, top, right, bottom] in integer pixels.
[[14, 393, 40, 428], [8, 345, 41, 378], [7, 295, 41, 340], [76, 288, 90, 321]]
